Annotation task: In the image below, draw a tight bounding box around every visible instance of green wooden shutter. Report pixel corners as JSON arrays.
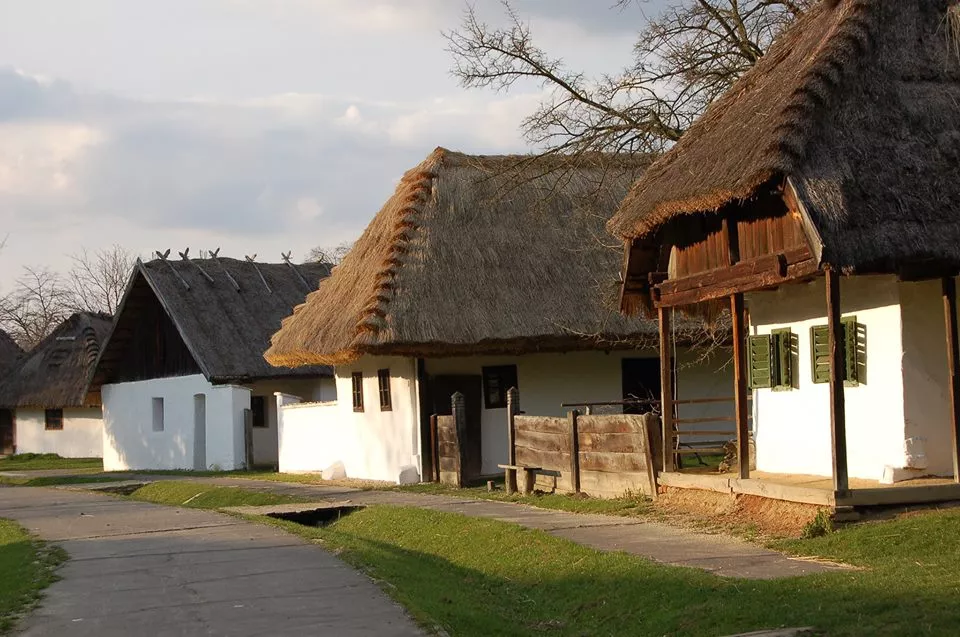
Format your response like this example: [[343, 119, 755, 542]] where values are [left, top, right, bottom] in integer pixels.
[[771, 328, 793, 389], [842, 317, 863, 385], [810, 325, 832, 384], [748, 335, 774, 389]]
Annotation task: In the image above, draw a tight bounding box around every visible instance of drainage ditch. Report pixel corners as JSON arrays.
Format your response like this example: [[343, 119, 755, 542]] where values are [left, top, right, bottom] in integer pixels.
[[267, 505, 363, 527]]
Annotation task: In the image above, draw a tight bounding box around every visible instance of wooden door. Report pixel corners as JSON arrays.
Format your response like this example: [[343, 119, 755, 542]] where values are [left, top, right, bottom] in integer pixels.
[[622, 358, 662, 414], [0, 409, 14, 455], [432, 374, 483, 482]]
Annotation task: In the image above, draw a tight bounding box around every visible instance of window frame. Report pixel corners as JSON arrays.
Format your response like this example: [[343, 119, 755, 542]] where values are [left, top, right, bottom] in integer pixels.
[[811, 316, 863, 387], [351, 372, 365, 412], [152, 397, 165, 432], [377, 369, 392, 411], [481, 365, 518, 410], [251, 395, 267, 428], [44, 408, 63, 431]]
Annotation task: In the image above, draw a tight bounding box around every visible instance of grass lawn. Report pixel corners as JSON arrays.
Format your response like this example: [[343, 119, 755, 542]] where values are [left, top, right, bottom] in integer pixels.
[[126, 480, 960, 635], [0, 475, 127, 488], [128, 481, 308, 509], [401, 479, 652, 517], [0, 454, 102, 472], [0, 519, 65, 634]]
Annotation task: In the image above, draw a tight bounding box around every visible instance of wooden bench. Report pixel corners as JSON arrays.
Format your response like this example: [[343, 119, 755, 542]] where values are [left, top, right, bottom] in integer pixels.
[[498, 464, 542, 495]]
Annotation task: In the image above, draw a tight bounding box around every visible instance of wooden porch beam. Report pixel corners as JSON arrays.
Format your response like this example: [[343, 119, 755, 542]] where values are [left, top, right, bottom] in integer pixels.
[[658, 306, 675, 473], [942, 276, 960, 483], [826, 267, 849, 493], [731, 293, 750, 479]]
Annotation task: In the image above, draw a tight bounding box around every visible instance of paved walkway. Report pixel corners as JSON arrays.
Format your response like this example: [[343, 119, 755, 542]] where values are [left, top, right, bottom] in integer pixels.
[[0, 487, 423, 637], [147, 476, 842, 580]]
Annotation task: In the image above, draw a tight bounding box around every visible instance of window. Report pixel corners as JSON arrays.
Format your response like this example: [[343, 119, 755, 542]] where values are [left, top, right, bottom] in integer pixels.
[[251, 396, 267, 428], [748, 329, 795, 390], [482, 365, 518, 409], [152, 397, 164, 432], [377, 369, 392, 411], [44, 409, 63, 431], [811, 317, 865, 386], [351, 372, 364, 412]]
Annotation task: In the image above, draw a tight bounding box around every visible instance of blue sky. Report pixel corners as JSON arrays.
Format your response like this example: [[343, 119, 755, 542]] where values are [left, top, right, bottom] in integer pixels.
[[0, 0, 664, 288]]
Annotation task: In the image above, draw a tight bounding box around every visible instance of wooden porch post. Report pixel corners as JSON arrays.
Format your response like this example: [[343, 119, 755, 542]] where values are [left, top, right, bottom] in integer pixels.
[[942, 277, 960, 483], [658, 306, 675, 472], [506, 387, 520, 493], [826, 267, 849, 492], [731, 293, 750, 479]]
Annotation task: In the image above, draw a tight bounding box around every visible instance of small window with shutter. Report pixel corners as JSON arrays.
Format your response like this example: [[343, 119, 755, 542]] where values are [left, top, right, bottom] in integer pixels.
[[811, 317, 865, 386], [748, 329, 794, 390]]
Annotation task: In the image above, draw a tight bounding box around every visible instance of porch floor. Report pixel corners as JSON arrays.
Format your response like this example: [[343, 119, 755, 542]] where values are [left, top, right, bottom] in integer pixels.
[[661, 469, 960, 507]]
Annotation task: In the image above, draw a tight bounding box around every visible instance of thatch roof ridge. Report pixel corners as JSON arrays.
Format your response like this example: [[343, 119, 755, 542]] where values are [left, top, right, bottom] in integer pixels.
[[88, 257, 332, 393], [0, 312, 112, 408], [0, 329, 22, 374], [609, 0, 878, 240], [267, 147, 668, 367]]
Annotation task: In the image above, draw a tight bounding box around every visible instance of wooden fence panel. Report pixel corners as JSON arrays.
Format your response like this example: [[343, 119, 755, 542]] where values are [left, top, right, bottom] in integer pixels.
[[437, 415, 461, 486], [514, 416, 573, 492]]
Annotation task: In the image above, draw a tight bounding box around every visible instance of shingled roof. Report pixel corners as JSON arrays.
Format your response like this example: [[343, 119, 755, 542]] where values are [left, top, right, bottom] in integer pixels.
[[608, 0, 960, 275], [265, 148, 667, 367], [0, 313, 112, 408], [88, 257, 332, 394], [0, 330, 22, 375]]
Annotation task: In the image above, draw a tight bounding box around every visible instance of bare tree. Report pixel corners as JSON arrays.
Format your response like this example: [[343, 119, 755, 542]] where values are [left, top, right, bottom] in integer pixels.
[[446, 0, 810, 157], [66, 245, 136, 315], [0, 267, 72, 349], [304, 241, 353, 267]]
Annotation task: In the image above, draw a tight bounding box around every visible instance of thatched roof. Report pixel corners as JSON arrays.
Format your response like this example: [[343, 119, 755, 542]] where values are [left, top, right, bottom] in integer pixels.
[[609, 0, 960, 275], [88, 257, 332, 393], [265, 147, 668, 367], [0, 313, 112, 409], [0, 330, 22, 375]]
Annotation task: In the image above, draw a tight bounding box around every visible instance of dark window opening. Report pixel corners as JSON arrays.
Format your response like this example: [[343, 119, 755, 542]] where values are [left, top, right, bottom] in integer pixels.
[[377, 369, 392, 411], [44, 409, 63, 431], [351, 372, 364, 412], [251, 396, 267, 428], [482, 365, 517, 409]]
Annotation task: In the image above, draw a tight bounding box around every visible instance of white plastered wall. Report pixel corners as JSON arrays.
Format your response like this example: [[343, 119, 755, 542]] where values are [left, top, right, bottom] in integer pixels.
[[14, 408, 103, 457], [424, 348, 733, 475], [102, 374, 249, 471], [748, 275, 909, 480], [245, 376, 336, 466], [277, 356, 420, 482]]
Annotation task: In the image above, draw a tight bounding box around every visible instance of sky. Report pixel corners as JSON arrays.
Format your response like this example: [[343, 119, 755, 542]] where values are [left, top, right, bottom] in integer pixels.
[[0, 0, 663, 291]]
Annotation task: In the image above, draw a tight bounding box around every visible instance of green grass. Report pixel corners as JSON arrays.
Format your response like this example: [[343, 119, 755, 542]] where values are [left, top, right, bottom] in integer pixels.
[[268, 505, 960, 637], [0, 519, 66, 634], [400, 479, 652, 517], [0, 454, 102, 471], [128, 481, 308, 509], [0, 475, 127, 488]]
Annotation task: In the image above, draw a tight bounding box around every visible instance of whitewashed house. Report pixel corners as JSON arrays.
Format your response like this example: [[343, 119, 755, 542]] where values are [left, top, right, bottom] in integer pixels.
[[0, 330, 23, 455], [265, 149, 733, 483], [609, 0, 960, 506], [0, 313, 111, 458], [87, 255, 334, 471]]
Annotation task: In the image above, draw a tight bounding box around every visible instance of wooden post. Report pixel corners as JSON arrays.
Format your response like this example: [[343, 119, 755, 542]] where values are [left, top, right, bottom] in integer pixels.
[[943, 277, 960, 483], [429, 414, 439, 482], [451, 392, 466, 488], [826, 268, 849, 493], [731, 293, 750, 479], [569, 409, 581, 494], [243, 408, 254, 470], [506, 387, 519, 494], [658, 306, 675, 473]]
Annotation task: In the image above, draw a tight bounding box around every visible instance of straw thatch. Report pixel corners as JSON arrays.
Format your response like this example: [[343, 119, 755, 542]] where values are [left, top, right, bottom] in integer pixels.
[[88, 257, 331, 393], [609, 0, 960, 275], [0, 313, 112, 408], [0, 330, 22, 375], [265, 148, 671, 367]]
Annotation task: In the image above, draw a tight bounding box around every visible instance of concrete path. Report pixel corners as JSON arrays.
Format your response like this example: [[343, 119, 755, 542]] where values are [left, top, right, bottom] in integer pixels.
[[0, 487, 423, 637], [159, 477, 842, 580]]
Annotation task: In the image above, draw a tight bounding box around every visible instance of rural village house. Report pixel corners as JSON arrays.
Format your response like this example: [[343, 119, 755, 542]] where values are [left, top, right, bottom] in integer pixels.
[[265, 148, 734, 484], [0, 313, 112, 458], [608, 0, 960, 507], [86, 255, 334, 471], [0, 330, 21, 375]]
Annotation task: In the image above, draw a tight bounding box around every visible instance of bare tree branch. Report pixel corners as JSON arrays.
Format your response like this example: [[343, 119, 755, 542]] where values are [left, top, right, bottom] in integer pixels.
[[66, 245, 136, 315], [0, 267, 72, 349], [304, 241, 354, 268]]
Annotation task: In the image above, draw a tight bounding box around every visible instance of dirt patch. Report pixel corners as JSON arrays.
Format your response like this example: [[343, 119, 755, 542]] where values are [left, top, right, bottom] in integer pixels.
[[655, 487, 824, 538]]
